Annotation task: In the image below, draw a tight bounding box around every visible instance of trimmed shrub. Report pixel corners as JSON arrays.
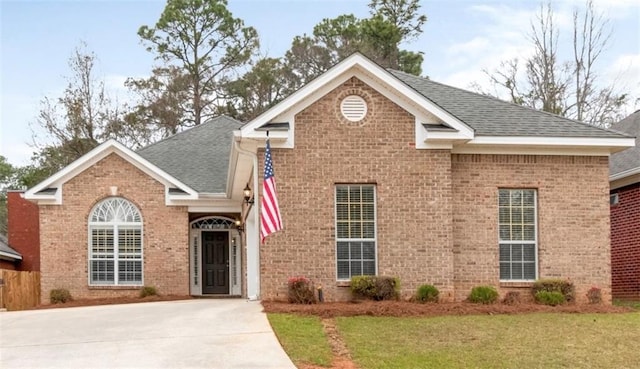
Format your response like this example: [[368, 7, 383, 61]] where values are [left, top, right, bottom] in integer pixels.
[[532, 279, 575, 303], [535, 291, 566, 306], [50, 289, 72, 304], [586, 287, 602, 304], [140, 286, 158, 298], [287, 276, 316, 304], [468, 286, 499, 304], [351, 275, 399, 301], [416, 284, 439, 303], [502, 291, 521, 305]]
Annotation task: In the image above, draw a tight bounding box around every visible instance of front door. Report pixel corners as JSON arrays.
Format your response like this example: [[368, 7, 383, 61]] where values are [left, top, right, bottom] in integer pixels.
[[202, 231, 229, 294]]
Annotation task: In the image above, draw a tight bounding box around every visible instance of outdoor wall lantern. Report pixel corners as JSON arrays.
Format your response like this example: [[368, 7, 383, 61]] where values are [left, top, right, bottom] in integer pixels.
[[235, 219, 244, 234], [243, 184, 254, 205]]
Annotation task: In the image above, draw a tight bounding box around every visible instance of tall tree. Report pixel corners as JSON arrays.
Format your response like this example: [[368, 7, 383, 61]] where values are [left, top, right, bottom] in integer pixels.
[[483, 1, 627, 127], [280, 0, 427, 94], [32, 43, 124, 177], [137, 0, 259, 127]]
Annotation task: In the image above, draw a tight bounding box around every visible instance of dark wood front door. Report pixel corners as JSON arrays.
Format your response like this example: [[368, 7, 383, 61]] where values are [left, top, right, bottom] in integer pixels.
[[202, 232, 229, 294]]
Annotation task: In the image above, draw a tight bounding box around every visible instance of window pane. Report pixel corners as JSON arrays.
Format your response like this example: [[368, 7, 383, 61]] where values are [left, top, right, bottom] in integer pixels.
[[362, 242, 375, 259], [92, 229, 114, 254], [510, 190, 522, 206], [523, 244, 536, 261], [499, 208, 510, 223], [336, 187, 348, 202], [362, 261, 376, 275], [523, 225, 535, 241], [512, 225, 523, 241], [523, 263, 536, 280], [349, 187, 361, 202], [500, 262, 511, 279], [512, 262, 523, 279], [118, 260, 142, 283], [350, 204, 361, 221], [336, 204, 349, 220], [91, 260, 114, 284], [499, 244, 510, 262], [337, 242, 349, 260], [361, 186, 374, 202], [350, 242, 362, 259], [337, 261, 350, 279], [499, 225, 511, 241], [363, 222, 375, 238], [498, 190, 510, 206], [512, 245, 523, 261], [337, 222, 349, 238], [351, 261, 362, 276], [350, 222, 362, 238], [523, 190, 535, 206], [362, 204, 375, 221], [523, 208, 535, 223], [512, 209, 522, 223]]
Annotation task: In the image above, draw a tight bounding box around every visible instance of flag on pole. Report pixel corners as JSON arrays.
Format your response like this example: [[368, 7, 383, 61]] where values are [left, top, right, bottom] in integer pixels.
[[260, 138, 283, 242]]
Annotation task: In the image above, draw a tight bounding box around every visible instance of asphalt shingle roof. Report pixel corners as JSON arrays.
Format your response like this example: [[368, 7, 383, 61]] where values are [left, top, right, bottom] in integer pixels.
[[609, 111, 640, 176], [137, 116, 242, 193], [0, 234, 22, 260], [389, 69, 626, 138]]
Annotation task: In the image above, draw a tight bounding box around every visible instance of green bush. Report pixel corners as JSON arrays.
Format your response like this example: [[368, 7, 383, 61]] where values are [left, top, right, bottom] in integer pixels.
[[287, 276, 316, 304], [140, 286, 158, 298], [50, 289, 72, 304], [468, 286, 499, 304], [502, 291, 521, 305], [416, 284, 439, 303], [532, 279, 575, 303], [535, 291, 566, 306], [350, 275, 399, 301]]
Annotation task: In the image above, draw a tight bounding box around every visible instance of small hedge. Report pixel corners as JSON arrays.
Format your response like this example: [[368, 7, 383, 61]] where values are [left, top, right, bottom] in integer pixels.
[[50, 288, 72, 304], [532, 279, 575, 303], [468, 286, 498, 304], [140, 286, 158, 298], [351, 275, 399, 301], [416, 284, 439, 303], [288, 276, 316, 304], [535, 291, 566, 306]]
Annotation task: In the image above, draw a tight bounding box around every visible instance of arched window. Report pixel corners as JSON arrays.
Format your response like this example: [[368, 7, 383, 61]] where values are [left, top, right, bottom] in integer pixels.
[[88, 197, 143, 285]]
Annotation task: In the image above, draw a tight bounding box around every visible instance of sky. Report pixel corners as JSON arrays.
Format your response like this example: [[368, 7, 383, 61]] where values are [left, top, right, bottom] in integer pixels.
[[1, 0, 639, 167]]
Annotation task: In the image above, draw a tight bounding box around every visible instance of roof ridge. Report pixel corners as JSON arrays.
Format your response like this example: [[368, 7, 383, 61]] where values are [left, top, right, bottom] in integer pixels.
[[388, 69, 621, 135]]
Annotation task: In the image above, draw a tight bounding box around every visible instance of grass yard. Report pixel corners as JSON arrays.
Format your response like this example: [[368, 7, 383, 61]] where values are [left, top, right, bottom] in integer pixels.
[[269, 312, 640, 369], [267, 313, 333, 367]]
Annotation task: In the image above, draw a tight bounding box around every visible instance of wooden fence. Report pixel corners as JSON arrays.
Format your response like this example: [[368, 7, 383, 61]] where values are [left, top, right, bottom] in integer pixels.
[[0, 269, 40, 311]]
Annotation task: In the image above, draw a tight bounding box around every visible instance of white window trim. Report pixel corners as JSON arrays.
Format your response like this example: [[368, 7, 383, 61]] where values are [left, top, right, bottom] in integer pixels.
[[498, 189, 538, 282], [88, 198, 144, 286], [335, 184, 378, 281]]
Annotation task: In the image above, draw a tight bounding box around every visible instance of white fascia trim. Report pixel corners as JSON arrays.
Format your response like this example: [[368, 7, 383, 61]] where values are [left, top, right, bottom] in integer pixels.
[[469, 136, 635, 148], [0, 251, 22, 260], [610, 167, 640, 182], [24, 139, 198, 204], [452, 145, 615, 156], [241, 53, 473, 142], [187, 205, 243, 213]]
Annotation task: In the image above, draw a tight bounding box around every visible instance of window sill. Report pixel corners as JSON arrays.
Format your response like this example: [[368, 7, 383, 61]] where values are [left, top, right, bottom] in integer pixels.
[[89, 285, 143, 290], [336, 280, 351, 287], [499, 281, 535, 288]]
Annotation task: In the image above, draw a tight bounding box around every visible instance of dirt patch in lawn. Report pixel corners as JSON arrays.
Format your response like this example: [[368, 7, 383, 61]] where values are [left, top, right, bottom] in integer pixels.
[[31, 295, 193, 310], [262, 300, 632, 318]]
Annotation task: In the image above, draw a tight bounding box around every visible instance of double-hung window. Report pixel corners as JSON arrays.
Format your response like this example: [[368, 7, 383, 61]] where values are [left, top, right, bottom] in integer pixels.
[[498, 189, 537, 281], [88, 197, 143, 285], [335, 184, 377, 280]]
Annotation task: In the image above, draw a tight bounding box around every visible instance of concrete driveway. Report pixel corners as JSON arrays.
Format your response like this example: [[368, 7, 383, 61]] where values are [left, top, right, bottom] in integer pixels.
[[0, 299, 296, 369]]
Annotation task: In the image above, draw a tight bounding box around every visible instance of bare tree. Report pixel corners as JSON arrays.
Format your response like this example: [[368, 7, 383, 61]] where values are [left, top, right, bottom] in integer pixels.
[[482, 1, 627, 127]]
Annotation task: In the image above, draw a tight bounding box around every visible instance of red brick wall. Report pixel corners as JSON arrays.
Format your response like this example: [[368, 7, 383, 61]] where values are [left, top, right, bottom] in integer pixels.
[[0, 259, 17, 270], [452, 155, 612, 303], [38, 154, 189, 303], [257, 77, 612, 303], [7, 191, 40, 271], [259, 77, 455, 302], [611, 183, 640, 300]]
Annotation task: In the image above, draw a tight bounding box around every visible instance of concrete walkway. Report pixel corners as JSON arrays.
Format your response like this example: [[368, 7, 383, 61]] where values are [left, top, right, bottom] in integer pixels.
[[0, 299, 296, 368]]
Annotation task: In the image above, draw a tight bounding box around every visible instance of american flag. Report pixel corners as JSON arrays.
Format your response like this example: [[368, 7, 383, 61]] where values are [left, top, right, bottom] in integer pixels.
[[260, 138, 283, 242]]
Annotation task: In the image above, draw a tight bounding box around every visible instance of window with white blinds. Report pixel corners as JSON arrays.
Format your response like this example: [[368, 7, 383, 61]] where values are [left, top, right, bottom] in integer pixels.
[[335, 185, 377, 280], [498, 189, 537, 281], [88, 197, 143, 285]]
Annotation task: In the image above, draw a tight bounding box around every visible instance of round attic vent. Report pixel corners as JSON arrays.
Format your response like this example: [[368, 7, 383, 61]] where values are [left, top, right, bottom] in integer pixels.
[[340, 95, 368, 122]]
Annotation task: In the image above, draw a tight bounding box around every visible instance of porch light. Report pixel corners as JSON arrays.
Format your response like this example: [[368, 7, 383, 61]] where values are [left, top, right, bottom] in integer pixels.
[[235, 219, 244, 233], [243, 184, 254, 205]]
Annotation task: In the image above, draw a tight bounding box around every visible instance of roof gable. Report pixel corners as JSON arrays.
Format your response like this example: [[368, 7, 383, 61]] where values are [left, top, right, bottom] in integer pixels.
[[609, 111, 640, 184], [24, 140, 197, 204]]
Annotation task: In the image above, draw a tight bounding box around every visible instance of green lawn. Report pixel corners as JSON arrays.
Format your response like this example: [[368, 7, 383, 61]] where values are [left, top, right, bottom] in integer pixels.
[[269, 312, 640, 369], [267, 313, 333, 367]]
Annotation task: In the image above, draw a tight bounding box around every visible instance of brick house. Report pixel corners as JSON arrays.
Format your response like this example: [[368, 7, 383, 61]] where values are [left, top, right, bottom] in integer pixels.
[[24, 54, 634, 304], [610, 111, 640, 300]]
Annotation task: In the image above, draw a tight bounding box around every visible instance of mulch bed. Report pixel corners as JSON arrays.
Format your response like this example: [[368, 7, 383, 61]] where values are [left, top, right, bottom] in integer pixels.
[[262, 300, 633, 318], [31, 295, 193, 310]]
